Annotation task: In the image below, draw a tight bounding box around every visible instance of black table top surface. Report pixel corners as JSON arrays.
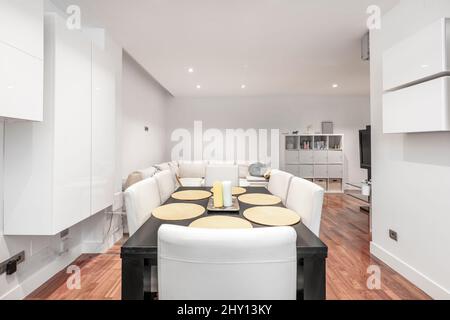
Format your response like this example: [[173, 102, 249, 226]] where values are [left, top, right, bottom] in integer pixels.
[[121, 187, 328, 258]]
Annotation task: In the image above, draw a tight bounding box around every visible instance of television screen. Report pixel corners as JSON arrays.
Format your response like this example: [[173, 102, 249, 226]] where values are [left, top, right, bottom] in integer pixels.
[[359, 126, 371, 169]]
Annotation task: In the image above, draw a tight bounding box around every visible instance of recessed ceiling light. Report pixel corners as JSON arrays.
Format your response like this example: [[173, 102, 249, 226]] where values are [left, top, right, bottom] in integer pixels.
[[196, 85, 201, 89], [241, 84, 246, 89], [188, 67, 194, 73], [421, 64, 429, 68], [332, 84, 339, 88]]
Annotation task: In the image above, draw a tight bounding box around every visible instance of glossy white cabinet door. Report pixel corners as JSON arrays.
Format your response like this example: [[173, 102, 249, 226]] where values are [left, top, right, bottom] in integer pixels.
[[51, 14, 92, 234], [0, 42, 43, 121], [91, 44, 116, 215], [383, 18, 450, 91], [0, 0, 44, 59], [383, 76, 450, 133]]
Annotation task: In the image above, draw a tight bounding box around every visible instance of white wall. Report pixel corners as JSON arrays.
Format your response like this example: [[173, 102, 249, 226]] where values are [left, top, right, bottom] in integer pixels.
[[167, 95, 370, 184], [0, 2, 124, 300], [370, 0, 450, 299], [121, 52, 172, 178]]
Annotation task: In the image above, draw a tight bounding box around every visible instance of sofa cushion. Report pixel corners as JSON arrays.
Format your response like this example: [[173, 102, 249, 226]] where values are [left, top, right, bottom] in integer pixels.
[[139, 167, 158, 179], [155, 162, 171, 172], [179, 161, 207, 178]]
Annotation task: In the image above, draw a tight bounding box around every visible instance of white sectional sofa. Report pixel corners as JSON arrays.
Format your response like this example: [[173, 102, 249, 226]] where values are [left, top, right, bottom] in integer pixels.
[[123, 160, 269, 191]]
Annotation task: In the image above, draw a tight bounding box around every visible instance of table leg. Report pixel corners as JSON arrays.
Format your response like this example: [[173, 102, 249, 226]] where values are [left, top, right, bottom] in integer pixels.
[[303, 256, 326, 300], [122, 257, 144, 300]]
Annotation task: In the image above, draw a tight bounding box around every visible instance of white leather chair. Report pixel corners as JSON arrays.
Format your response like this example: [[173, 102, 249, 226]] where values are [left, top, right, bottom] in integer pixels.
[[267, 169, 294, 204], [286, 177, 325, 237], [124, 177, 161, 294], [158, 225, 297, 300], [154, 170, 177, 203], [204, 165, 239, 187], [124, 177, 161, 236]]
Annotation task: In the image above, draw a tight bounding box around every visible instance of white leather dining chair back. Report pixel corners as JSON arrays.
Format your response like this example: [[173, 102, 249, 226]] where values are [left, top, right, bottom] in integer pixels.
[[286, 177, 325, 237], [158, 225, 297, 300], [267, 169, 294, 204], [154, 170, 177, 203], [124, 177, 161, 236], [204, 165, 239, 187]]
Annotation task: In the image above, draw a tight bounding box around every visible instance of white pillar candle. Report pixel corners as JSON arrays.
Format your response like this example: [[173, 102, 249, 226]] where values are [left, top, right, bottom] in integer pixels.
[[222, 181, 233, 207]]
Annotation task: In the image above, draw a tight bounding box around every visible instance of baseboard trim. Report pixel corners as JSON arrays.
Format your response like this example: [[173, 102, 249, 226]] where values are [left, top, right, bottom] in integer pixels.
[[0, 244, 83, 300], [370, 242, 450, 300]]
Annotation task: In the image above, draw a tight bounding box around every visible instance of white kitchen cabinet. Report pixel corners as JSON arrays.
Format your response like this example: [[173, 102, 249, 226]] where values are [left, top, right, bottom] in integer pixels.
[[0, 42, 43, 121], [0, 0, 44, 59], [4, 13, 92, 235], [91, 44, 116, 215], [383, 77, 450, 133], [0, 0, 43, 121], [383, 18, 450, 91]]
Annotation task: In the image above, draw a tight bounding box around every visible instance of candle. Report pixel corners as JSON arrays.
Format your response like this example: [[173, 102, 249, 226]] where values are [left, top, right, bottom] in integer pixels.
[[222, 181, 233, 207], [213, 182, 224, 208]]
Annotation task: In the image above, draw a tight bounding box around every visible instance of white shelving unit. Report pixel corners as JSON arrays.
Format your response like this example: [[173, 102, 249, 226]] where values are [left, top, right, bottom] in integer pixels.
[[282, 134, 344, 193]]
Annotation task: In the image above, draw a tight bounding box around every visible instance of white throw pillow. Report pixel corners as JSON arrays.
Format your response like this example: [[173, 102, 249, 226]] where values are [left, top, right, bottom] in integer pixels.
[[139, 167, 158, 179], [179, 161, 207, 178]]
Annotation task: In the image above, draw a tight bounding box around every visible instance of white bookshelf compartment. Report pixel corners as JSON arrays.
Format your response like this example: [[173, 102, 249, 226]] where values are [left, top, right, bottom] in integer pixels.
[[282, 134, 345, 193]]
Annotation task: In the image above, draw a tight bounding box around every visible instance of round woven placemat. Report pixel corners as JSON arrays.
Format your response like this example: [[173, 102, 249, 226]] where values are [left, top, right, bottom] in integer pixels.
[[238, 193, 282, 206], [210, 186, 247, 196], [152, 203, 205, 221], [189, 216, 253, 229], [171, 190, 212, 201], [243, 206, 301, 226]]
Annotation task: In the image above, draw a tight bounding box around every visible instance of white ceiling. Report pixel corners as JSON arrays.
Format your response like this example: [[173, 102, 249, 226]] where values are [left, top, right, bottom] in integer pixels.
[[54, 0, 399, 97]]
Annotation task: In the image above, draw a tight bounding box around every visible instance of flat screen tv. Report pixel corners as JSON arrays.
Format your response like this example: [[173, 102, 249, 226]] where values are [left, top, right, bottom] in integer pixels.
[[359, 126, 371, 170]]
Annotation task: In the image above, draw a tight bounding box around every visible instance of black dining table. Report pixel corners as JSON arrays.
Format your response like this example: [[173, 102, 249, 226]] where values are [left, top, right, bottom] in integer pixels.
[[121, 186, 328, 300]]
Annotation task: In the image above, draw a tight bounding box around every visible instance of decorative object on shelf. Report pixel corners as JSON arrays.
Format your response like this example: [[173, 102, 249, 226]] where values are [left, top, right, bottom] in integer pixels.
[[322, 121, 334, 134], [292, 131, 299, 135], [306, 125, 313, 134]]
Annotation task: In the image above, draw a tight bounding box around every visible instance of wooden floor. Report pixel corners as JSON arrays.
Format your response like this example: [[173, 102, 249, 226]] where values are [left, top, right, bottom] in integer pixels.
[[26, 194, 430, 300]]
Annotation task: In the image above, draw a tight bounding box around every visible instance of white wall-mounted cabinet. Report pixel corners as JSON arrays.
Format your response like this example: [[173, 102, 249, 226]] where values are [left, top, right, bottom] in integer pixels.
[[0, 0, 44, 121], [91, 44, 116, 215], [4, 13, 119, 235], [384, 77, 450, 133], [383, 17, 450, 133], [383, 18, 450, 91]]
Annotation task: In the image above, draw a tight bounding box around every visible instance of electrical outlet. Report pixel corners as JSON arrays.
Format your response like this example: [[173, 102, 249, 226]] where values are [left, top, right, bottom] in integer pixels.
[[389, 229, 398, 242], [0, 251, 25, 275]]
